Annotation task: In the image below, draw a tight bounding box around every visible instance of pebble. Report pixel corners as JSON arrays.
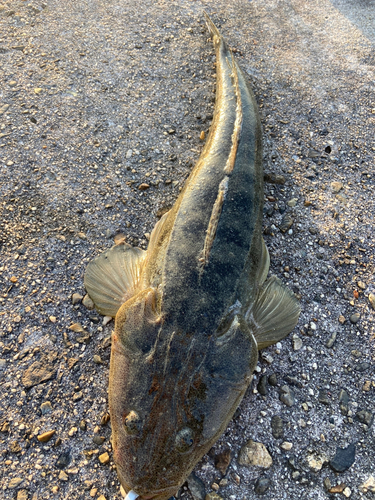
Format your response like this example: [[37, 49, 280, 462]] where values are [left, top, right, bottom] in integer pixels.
[[254, 476, 271, 494], [93, 355, 103, 364], [356, 409, 373, 426], [71, 293, 83, 305], [261, 352, 273, 364], [279, 214, 294, 233], [69, 323, 86, 332], [9, 440, 22, 453], [339, 389, 349, 415], [349, 313, 360, 324], [186, 473, 206, 500], [323, 477, 332, 491], [279, 385, 295, 406], [306, 451, 329, 472], [336, 193, 347, 204], [355, 362, 370, 372], [103, 316, 112, 326], [138, 183, 150, 190], [8, 477, 24, 489], [97, 496, 107, 500], [93, 435, 106, 445], [59, 470, 69, 481], [329, 483, 346, 494], [360, 475, 375, 493], [318, 389, 330, 405], [268, 373, 278, 386], [205, 494, 222, 500], [40, 401, 53, 414], [238, 440, 272, 468], [325, 331, 337, 348], [368, 293, 375, 310], [263, 172, 285, 184], [329, 443, 355, 472], [280, 441, 293, 451], [56, 450, 71, 469], [17, 491, 28, 500], [362, 380, 371, 391], [82, 294, 95, 310], [22, 353, 57, 388], [37, 430, 56, 442], [214, 448, 232, 475], [271, 415, 284, 439], [292, 334, 302, 350], [331, 181, 343, 193], [101, 413, 110, 426], [99, 452, 110, 464], [287, 198, 298, 207], [257, 374, 268, 395], [338, 315, 346, 324]]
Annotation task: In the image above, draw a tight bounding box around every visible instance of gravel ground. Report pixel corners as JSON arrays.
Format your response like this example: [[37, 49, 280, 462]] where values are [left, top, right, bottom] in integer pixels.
[[0, 1, 374, 499]]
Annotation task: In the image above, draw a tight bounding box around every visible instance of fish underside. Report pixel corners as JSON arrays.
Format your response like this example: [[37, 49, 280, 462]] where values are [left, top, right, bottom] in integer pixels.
[[84, 13, 300, 500]]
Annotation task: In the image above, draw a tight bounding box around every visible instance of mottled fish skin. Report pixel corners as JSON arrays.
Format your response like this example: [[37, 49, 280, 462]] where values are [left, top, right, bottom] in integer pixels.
[[110, 18, 261, 500], [85, 14, 300, 500]]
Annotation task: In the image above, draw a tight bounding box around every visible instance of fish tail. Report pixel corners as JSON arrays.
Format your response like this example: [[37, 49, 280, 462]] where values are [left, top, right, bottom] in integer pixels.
[[203, 11, 221, 40]]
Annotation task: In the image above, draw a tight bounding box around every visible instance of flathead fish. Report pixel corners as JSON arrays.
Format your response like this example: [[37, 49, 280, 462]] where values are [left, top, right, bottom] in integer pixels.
[[84, 13, 300, 500]]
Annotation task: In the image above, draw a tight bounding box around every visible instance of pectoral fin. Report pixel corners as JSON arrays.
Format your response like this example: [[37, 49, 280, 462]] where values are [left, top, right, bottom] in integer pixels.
[[246, 275, 300, 349], [84, 242, 146, 317]]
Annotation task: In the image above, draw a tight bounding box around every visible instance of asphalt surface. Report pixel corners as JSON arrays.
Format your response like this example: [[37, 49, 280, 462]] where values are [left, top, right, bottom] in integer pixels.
[[1, 1, 374, 499]]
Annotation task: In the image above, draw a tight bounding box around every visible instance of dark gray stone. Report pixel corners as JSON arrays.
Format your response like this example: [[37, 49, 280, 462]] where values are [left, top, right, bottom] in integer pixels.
[[280, 385, 295, 406], [254, 476, 271, 494], [318, 389, 330, 405], [356, 410, 373, 427], [329, 444, 355, 472], [268, 373, 278, 386], [56, 450, 71, 469], [279, 214, 294, 233], [186, 472, 206, 500], [339, 389, 349, 415], [257, 375, 268, 396], [271, 415, 284, 439]]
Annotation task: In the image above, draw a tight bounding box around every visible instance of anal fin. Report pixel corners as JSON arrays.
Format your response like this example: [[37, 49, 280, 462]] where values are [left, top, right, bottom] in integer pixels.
[[84, 242, 146, 318], [246, 275, 300, 349]]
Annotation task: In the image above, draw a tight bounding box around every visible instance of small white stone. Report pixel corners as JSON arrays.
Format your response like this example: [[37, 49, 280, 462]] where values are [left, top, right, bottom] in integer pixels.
[[343, 487, 351, 497], [281, 441, 293, 451]]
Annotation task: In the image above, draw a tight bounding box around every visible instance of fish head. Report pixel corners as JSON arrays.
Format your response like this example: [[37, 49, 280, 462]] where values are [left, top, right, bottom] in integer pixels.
[[109, 290, 258, 499]]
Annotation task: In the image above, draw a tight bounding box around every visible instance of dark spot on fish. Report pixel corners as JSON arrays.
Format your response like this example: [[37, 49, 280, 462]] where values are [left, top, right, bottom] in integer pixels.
[[175, 427, 194, 453], [123, 411, 142, 436]]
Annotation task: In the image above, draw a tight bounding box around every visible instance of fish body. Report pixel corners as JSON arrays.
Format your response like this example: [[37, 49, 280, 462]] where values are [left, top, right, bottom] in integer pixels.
[[84, 14, 300, 500]]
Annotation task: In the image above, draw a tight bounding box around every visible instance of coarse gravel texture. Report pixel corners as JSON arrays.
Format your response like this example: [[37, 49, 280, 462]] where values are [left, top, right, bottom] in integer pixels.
[[0, 1, 374, 500]]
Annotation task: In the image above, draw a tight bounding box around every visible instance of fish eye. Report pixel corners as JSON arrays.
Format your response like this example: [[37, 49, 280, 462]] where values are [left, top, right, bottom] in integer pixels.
[[123, 410, 142, 436], [175, 427, 194, 453]]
